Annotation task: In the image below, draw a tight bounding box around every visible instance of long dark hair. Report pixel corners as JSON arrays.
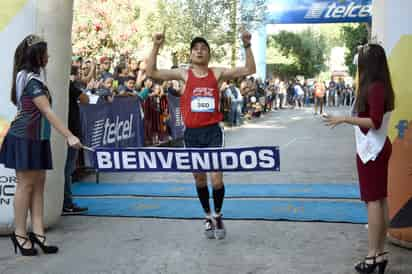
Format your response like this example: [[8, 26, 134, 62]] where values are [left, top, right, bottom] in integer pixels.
[[355, 44, 395, 113], [11, 35, 48, 106]]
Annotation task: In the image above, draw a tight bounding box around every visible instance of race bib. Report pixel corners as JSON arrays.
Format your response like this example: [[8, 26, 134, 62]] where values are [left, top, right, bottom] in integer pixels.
[[191, 96, 215, 112]]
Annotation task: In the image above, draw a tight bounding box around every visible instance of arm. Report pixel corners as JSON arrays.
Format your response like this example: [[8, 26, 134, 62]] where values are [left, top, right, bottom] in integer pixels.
[[324, 83, 385, 129], [146, 32, 186, 85], [81, 61, 96, 84], [218, 31, 256, 81], [33, 96, 81, 148], [323, 113, 375, 129]]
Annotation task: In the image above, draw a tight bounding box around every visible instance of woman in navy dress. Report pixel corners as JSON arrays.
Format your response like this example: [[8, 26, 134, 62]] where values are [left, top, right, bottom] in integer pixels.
[[324, 44, 395, 274], [0, 35, 82, 256]]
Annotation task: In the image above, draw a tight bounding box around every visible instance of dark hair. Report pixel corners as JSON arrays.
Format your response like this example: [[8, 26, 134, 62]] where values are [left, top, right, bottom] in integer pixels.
[[10, 36, 47, 106], [71, 65, 79, 76], [142, 77, 153, 88], [125, 76, 136, 82], [355, 44, 395, 113], [114, 62, 127, 77], [190, 37, 210, 53]]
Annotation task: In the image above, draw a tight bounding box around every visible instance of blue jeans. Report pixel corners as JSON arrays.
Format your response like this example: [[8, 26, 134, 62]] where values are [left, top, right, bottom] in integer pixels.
[[64, 146, 79, 207], [229, 105, 241, 126]]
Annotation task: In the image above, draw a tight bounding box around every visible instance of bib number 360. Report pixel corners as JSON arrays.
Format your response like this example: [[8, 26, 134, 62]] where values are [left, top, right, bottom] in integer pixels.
[[191, 96, 215, 112]]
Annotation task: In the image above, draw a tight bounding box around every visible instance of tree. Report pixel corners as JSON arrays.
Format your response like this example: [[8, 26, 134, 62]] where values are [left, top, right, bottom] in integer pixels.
[[146, 0, 237, 64], [72, 0, 143, 58], [268, 29, 327, 78], [341, 23, 369, 76]]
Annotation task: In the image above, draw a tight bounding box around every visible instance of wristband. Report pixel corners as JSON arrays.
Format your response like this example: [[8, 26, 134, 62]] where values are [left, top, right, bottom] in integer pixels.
[[244, 43, 251, 49]]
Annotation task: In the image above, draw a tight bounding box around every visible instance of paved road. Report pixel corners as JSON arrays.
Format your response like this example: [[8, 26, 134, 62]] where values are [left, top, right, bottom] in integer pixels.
[[1, 107, 411, 274]]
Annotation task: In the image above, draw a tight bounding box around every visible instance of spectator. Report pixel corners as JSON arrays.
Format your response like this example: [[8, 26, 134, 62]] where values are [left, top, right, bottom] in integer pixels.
[[63, 66, 88, 214], [114, 62, 128, 87], [128, 58, 140, 79], [99, 56, 112, 79], [226, 81, 243, 127]]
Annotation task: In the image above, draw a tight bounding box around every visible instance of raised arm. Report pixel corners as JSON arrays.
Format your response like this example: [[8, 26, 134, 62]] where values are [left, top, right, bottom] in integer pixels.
[[218, 31, 256, 81], [146, 32, 186, 84]]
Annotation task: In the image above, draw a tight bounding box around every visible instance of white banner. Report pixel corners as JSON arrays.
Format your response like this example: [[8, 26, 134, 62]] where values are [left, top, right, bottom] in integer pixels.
[[0, 0, 36, 233]]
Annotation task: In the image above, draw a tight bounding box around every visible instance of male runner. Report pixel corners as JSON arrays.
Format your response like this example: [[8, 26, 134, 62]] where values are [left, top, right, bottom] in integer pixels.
[[146, 31, 256, 239]]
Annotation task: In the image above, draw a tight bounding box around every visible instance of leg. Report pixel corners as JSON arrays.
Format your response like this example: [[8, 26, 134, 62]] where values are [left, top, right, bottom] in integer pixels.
[[30, 170, 46, 236], [377, 198, 389, 254], [193, 172, 210, 215], [366, 200, 385, 257], [210, 171, 226, 239], [14, 171, 37, 248], [314, 97, 318, 114], [210, 172, 224, 214], [319, 98, 324, 114], [63, 147, 78, 208]]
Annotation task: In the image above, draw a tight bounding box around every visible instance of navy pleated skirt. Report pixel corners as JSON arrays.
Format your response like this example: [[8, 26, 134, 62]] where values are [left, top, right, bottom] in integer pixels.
[[0, 134, 53, 170]]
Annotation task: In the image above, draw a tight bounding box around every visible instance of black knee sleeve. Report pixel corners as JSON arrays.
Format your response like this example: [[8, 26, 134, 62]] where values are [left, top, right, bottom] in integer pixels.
[[213, 185, 225, 214], [196, 185, 211, 214]]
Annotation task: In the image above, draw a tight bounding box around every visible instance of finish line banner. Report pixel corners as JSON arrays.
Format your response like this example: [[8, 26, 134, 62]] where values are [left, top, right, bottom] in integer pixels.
[[95, 147, 280, 172], [264, 0, 372, 24]]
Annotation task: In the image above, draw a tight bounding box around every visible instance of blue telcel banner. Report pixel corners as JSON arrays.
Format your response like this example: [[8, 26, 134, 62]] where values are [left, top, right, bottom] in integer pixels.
[[167, 94, 185, 139], [94, 147, 280, 173], [265, 0, 372, 24], [79, 97, 144, 167]]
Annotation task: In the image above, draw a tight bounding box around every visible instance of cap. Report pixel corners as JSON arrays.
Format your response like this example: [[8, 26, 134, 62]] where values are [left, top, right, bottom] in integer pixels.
[[190, 37, 210, 53]]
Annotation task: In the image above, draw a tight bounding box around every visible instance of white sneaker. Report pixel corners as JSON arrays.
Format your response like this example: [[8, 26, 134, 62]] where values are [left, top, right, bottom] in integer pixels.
[[214, 215, 226, 240], [204, 218, 215, 239]]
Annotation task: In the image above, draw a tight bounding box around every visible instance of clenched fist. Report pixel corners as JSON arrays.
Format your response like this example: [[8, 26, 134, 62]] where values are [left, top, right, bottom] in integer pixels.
[[153, 32, 165, 47], [241, 31, 252, 47]]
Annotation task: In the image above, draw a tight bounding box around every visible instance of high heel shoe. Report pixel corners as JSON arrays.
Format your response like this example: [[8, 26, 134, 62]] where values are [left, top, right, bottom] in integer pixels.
[[354, 255, 377, 274], [10, 232, 38, 256], [376, 252, 389, 274], [28, 232, 59, 254]]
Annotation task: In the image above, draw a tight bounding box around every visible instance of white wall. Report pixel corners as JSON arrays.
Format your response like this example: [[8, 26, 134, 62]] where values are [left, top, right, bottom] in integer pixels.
[[372, 0, 412, 53]]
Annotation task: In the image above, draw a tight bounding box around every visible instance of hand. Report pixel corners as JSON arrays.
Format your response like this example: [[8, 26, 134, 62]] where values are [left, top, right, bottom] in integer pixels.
[[153, 32, 165, 47], [241, 31, 252, 46], [67, 135, 81, 149], [323, 114, 346, 129], [144, 78, 152, 89], [86, 80, 94, 90]]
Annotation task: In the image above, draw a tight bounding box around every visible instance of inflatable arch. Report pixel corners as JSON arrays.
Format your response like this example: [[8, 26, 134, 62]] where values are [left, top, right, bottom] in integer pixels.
[[372, 0, 412, 248], [0, 1, 411, 250], [0, 0, 74, 234]]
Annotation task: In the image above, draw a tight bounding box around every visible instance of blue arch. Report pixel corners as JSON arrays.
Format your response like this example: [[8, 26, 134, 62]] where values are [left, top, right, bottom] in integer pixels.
[[240, 0, 372, 79]]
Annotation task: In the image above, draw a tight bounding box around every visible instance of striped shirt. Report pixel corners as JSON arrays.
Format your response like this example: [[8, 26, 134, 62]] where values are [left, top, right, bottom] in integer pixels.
[[8, 79, 52, 140]]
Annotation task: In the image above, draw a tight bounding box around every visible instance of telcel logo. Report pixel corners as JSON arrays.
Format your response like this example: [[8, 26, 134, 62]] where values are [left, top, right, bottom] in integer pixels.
[[324, 2, 371, 18], [305, 1, 372, 19], [102, 115, 134, 145]]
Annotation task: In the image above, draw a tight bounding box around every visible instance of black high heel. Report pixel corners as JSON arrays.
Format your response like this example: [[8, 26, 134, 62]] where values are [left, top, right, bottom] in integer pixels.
[[28, 232, 59, 254], [10, 232, 38, 256], [376, 252, 388, 274], [354, 255, 377, 274]]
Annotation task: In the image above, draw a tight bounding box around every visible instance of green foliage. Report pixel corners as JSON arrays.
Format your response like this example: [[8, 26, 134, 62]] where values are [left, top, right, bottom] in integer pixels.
[[267, 63, 300, 79], [146, 0, 238, 64], [341, 23, 369, 76], [268, 29, 327, 78]]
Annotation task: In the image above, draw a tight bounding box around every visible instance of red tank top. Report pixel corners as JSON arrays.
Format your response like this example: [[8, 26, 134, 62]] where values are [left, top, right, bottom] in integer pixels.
[[181, 69, 223, 128]]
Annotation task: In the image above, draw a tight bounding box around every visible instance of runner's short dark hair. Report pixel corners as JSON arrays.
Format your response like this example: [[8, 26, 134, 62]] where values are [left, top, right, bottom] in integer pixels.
[[190, 37, 210, 53]]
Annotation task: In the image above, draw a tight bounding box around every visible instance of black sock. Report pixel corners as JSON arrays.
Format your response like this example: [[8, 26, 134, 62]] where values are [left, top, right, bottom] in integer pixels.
[[196, 185, 211, 214], [213, 185, 225, 214]]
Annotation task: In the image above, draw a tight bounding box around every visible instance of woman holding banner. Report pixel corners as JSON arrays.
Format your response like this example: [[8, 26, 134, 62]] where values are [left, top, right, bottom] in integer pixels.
[[324, 44, 394, 274], [0, 35, 82, 256], [146, 30, 255, 240]]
